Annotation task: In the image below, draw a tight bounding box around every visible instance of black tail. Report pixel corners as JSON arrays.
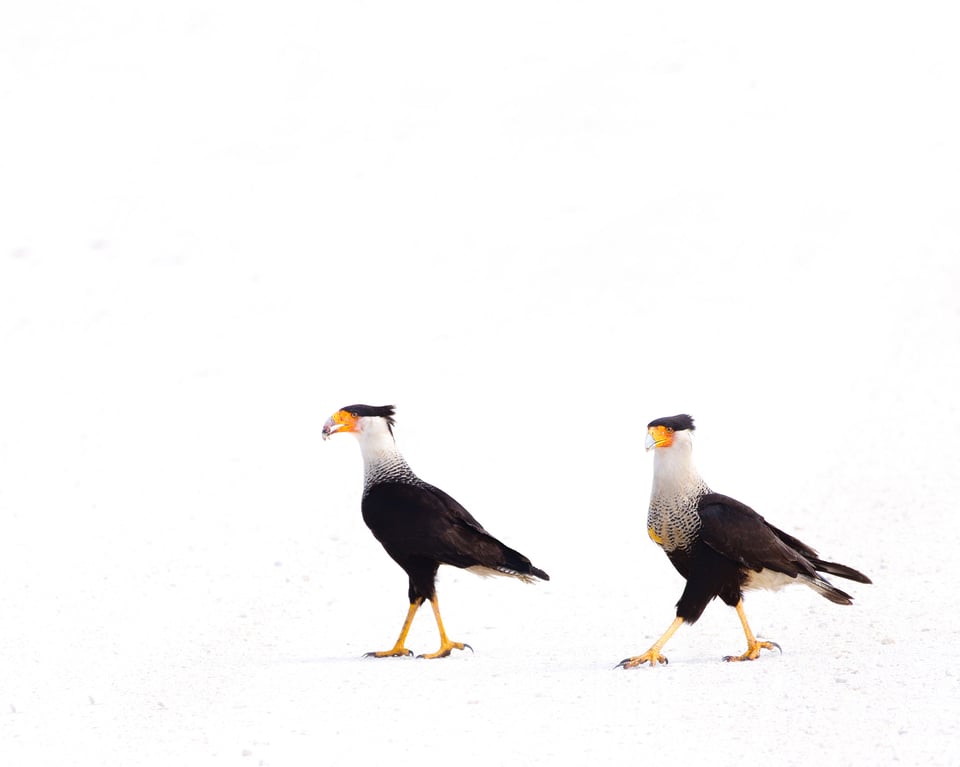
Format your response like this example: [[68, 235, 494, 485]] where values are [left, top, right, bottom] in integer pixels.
[[447, 525, 550, 582], [495, 541, 550, 581], [811, 558, 872, 585], [769, 523, 871, 587], [802, 558, 871, 605], [804, 574, 855, 605], [527, 563, 550, 581]]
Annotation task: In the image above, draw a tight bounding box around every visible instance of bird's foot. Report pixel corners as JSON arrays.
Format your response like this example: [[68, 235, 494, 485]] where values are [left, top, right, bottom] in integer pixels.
[[363, 645, 414, 659], [722, 639, 781, 662], [417, 641, 473, 660], [616, 650, 669, 669]]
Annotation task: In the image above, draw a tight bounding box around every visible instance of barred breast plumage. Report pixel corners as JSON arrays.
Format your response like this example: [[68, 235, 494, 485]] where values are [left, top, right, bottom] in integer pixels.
[[647, 480, 709, 551]]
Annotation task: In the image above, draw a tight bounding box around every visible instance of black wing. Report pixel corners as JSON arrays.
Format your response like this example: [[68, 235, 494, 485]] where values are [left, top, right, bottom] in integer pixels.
[[362, 481, 548, 580], [696, 493, 819, 579]]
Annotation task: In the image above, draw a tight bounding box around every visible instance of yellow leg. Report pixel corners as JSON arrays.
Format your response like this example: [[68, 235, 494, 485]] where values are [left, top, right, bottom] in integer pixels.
[[417, 594, 472, 659], [617, 616, 684, 668], [364, 601, 419, 658], [723, 599, 781, 662]]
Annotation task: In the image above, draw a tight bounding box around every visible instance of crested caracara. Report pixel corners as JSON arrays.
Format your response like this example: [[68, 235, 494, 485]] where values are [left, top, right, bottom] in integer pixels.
[[322, 404, 549, 659], [619, 414, 871, 668]]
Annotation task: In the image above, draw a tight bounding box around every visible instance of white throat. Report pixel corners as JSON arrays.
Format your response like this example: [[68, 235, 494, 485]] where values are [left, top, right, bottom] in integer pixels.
[[650, 431, 710, 501], [352, 417, 418, 494], [646, 431, 711, 551]]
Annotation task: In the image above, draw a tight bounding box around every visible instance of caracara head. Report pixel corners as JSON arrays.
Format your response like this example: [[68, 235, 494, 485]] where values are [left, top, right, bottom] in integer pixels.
[[322, 404, 396, 441], [645, 414, 695, 451]]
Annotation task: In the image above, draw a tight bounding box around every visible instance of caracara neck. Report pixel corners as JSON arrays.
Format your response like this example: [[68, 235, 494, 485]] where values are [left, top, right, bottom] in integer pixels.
[[647, 430, 711, 551], [352, 417, 420, 495], [650, 430, 711, 502]]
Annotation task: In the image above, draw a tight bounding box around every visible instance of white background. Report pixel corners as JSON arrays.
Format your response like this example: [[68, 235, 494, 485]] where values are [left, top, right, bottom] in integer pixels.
[[1, 2, 958, 765]]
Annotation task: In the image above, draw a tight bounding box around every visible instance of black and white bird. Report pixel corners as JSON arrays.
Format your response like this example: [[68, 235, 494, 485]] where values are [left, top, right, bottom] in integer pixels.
[[619, 414, 871, 668], [322, 404, 549, 659]]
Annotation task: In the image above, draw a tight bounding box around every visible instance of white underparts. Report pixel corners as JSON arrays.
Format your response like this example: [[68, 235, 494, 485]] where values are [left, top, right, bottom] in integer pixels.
[[743, 568, 797, 591], [466, 565, 538, 584]]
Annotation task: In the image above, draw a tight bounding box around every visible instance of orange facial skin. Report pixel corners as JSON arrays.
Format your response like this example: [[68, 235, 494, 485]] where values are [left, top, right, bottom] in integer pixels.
[[322, 409, 359, 440], [646, 424, 674, 450]]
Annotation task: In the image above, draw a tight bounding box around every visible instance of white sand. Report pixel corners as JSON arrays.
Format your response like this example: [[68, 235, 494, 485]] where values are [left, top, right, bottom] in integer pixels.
[[2, 3, 957, 765]]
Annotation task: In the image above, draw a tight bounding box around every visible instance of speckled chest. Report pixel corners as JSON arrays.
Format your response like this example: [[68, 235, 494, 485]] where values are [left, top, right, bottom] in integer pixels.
[[646, 493, 704, 552], [362, 457, 421, 497]]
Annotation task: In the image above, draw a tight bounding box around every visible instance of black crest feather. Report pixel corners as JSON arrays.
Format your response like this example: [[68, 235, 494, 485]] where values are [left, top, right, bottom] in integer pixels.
[[341, 404, 396, 430], [647, 414, 695, 432]]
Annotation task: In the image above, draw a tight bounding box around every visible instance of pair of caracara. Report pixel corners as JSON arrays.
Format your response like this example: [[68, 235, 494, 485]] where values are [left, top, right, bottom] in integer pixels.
[[322, 405, 870, 665]]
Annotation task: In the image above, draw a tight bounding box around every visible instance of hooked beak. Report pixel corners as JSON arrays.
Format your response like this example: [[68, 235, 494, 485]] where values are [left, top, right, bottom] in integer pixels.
[[321, 418, 341, 441], [322, 410, 357, 441]]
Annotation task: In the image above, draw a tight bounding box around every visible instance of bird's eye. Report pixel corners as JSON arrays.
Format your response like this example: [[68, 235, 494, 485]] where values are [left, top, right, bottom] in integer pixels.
[[350, 412, 359, 418], [666, 427, 674, 433]]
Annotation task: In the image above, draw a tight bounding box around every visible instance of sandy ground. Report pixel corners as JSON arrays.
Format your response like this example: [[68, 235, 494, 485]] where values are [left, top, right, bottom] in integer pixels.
[[2, 3, 958, 765]]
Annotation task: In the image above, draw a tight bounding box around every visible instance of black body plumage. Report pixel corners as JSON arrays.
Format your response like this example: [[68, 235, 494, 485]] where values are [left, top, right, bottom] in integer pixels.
[[621, 413, 872, 666], [362, 480, 549, 604], [668, 492, 870, 623], [326, 403, 549, 655]]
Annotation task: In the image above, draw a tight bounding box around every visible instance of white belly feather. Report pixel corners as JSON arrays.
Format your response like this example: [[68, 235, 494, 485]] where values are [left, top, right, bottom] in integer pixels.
[[743, 568, 797, 592]]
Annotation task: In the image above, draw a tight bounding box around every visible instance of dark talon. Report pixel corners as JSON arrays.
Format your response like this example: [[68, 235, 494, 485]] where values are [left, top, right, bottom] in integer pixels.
[[415, 643, 472, 659]]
